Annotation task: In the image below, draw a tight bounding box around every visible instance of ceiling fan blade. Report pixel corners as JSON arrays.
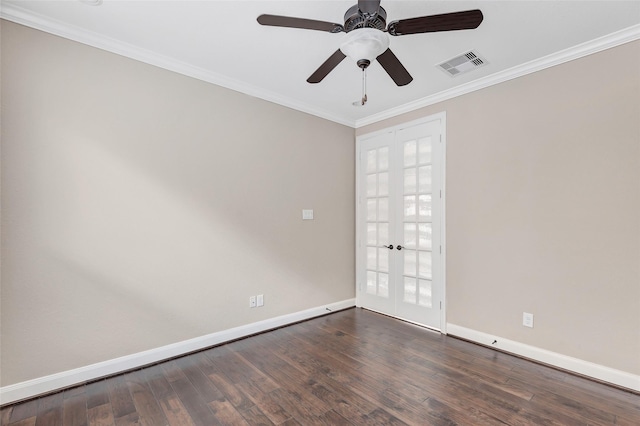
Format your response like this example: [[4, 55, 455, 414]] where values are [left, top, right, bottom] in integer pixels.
[[307, 49, 347, 84], [257, 14, 344, 33], [358, 0, 381, 16], [376, 49, 413, 86], [387, 9, 483, 36]]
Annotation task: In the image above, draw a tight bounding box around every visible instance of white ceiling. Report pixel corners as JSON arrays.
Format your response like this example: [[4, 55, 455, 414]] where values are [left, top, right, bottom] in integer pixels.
[[3, 1, 640, 127]]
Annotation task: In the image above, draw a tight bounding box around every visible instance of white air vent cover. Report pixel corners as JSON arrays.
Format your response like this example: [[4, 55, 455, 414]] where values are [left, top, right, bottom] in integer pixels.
[[437, 51, 487, 77]]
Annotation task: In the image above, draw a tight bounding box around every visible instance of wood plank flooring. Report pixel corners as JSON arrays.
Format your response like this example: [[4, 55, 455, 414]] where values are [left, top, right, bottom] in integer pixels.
[[2, 308, 639, 425]]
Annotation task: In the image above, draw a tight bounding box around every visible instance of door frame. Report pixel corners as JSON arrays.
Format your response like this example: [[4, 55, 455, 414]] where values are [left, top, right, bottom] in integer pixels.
[[355, 112, 447, 333]]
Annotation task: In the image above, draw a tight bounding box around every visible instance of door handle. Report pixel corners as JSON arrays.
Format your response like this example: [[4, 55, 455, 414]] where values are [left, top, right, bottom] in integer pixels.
[[396, 245, 404, 250], [382, 245, 394, 250]]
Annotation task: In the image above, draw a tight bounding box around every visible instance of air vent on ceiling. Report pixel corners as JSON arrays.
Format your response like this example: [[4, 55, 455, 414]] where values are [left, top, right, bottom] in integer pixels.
[[437, 50, 487, 77]]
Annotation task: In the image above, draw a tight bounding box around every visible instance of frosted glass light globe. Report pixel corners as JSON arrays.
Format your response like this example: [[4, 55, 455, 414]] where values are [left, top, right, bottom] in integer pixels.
[[340, 28, 390, 62]]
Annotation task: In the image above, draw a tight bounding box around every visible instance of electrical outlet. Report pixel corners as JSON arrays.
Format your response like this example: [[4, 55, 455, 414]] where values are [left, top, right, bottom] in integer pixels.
[[249, 296, 256, 308], [257, 294, 264, 307], [523, 312, 534, 328]]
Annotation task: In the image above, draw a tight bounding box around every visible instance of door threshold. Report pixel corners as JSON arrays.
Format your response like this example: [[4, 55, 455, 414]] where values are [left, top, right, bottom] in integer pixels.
[[360, 307, 442, 334]]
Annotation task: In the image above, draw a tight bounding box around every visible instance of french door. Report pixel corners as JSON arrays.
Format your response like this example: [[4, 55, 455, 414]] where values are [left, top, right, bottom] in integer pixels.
[[356, 116, 444, 330]]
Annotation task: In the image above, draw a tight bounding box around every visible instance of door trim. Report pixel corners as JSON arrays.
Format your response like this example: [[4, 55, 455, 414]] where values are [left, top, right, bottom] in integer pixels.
[[355, 112, 447, 333]]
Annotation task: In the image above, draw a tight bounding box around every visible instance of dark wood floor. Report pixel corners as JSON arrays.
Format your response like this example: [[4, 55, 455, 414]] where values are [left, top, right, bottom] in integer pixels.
[[2, 308, 639, 425]]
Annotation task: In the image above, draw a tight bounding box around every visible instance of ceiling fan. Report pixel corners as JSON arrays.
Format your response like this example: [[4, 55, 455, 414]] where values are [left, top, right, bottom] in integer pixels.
[[257, 0, 484, 87]]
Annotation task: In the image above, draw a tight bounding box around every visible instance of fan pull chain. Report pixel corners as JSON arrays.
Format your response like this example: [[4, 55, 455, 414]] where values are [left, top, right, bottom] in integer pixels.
[[361, 67, 368, 106], [353, 59, 370, 107]]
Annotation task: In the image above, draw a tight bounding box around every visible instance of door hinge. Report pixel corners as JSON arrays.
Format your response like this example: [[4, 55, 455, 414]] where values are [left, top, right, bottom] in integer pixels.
[[439, 245, 442, 254], [439, 190, 442, 199], [440, 301, 442, 310]]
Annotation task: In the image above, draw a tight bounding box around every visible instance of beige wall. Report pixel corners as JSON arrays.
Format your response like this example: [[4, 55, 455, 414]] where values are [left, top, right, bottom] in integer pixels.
[[0, 21, 355, 386], [359, 41, 640, 375], [2, 18, 638, 389]]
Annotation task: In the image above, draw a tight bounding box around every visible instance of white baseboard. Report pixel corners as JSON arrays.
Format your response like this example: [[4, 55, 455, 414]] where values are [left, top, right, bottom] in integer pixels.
[[0, 299, 355, 405], [446, 323, 640, 392]]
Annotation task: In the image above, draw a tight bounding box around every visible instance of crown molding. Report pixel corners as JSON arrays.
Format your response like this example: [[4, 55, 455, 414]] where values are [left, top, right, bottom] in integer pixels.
[[355, 23, 640, 128], [0, 3, 356, 128], [2, 3, 638, 130]]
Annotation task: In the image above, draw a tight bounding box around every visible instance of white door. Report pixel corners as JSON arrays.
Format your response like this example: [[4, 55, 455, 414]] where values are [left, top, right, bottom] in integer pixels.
[[357, 116, 444, 330]]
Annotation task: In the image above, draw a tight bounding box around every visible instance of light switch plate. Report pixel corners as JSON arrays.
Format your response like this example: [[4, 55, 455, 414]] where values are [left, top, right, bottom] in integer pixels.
[[302, 209, 314, 220], [523, 312, 534, 328]]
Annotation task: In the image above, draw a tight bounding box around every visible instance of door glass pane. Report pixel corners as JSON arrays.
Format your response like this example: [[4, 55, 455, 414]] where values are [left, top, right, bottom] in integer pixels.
[[403, 195, 416, 221], [418, 166, 431, 193], [367, 247, 377, 270], [379, 223, 389, 246], [379, 273, 389, 297], [378, 248, 389, 272], [418, 195, 432, 220], [367, 174, 377, 197], [418, 251, 432, 279], [404, 168, 416, 194], [419, 279, 432, 307], [367, 199, 377, 221], [404, 250, 417, 277], [404, 276, 417, 303], [367, 271, 377, 294], [404, 223, 417, 248], [404, 140, 417, 167], [378, 172, 389, 196], [378, 197, 389, 221], [367, 150, 377, 173], [418, 223, 432, 250], [418, 137, 431, 164], [367, 223, 377, 245], [378, 147, 389, 171]]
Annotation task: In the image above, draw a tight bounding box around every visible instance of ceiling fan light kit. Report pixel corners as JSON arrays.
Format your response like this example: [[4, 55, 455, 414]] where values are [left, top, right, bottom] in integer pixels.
[[257, 0, 483, 103], [340, 28, 390, 65]]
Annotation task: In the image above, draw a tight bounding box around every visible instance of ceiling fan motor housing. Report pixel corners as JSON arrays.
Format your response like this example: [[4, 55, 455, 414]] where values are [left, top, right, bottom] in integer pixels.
[[344, 5, 387, 32]]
